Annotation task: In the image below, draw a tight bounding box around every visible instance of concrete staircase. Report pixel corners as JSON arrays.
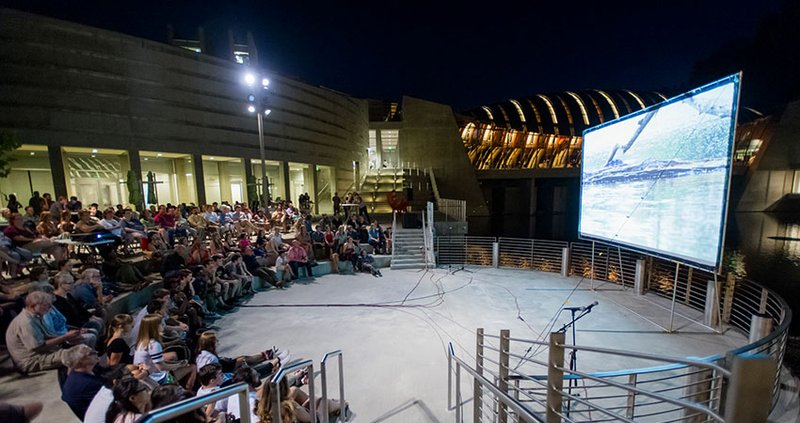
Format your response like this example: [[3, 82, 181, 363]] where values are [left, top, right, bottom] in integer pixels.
[[391, 228, 427, 269]]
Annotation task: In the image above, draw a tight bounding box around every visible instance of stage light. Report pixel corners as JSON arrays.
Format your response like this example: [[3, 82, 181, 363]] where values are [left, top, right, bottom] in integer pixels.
[[244, 73, 256, 86], [247, 105, 256, 113], [264, 109, 271, 116]]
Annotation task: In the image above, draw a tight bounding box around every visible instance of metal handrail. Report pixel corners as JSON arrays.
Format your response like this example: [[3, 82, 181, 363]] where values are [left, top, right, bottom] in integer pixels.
[[320, 350, 346, 423], [137, 382, 251, 423], [391, 210, 397, 262], [448, 343, 546, 423], [270, 359, 315, 423], [438, 235, 792, 421]]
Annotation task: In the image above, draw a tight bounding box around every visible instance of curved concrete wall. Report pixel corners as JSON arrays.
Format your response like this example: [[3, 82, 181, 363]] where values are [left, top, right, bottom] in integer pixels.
[[0, 8, 368, 197]]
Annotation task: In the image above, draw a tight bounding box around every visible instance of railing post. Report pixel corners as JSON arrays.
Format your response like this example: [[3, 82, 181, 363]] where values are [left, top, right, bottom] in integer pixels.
[[634, 259, 647, 295], [758, 287, 769, 314], [455, 361, 462, 423], [722, 273, 736, 323], [685, 268, 694, 305], [560, 247, 570, 277], [492, 242, 500, 268], [682, 366, 713, 422], [474, 328, 484, 422], [748, 313, 774, 344], [499, 329, 510, 423], [723, 354, 776, 423], [547, 332, 565, 423], [626, 374, 637, 419], [704, 279, 720, 329]]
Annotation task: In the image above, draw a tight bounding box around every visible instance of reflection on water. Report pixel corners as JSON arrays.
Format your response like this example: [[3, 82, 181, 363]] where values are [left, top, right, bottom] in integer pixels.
[[729, 212, 800, 334]]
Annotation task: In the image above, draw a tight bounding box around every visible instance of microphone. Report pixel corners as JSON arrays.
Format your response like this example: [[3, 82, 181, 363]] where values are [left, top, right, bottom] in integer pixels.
[[564, 301, 599, 312]]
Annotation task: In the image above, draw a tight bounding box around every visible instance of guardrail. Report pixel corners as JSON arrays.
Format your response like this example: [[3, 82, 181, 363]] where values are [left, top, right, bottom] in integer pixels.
[[320, 350, 347, 423], [438, 235, 792, 422], [137, 382, 252, 423], [270, 359, 316, 423]]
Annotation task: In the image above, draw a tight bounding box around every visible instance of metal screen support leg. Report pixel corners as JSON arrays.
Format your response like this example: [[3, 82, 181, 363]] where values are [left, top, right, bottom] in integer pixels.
[[668, 262, 680, 333], [590, 241, 596, 290], [499, 329, 510, 423], [547, 332, 565, 423], [474, 328, 484, 421]]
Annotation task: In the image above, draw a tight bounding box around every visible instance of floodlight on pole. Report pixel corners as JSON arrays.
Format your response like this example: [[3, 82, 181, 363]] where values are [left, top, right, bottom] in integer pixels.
[[242, 69, 271, 210]]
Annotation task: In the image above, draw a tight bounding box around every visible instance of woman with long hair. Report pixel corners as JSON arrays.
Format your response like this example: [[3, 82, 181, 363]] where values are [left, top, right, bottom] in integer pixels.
[[133, 314, 196, 389], [256, 377, 346, 423], [105, 377, 151, 423], [105, 314, 134, 366], [195, 330, 285, 378]]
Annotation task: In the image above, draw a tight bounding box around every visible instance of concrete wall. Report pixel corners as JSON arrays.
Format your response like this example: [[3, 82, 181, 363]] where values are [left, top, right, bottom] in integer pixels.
[[0, 8, 369, 202], [397, 96, 489, 223]]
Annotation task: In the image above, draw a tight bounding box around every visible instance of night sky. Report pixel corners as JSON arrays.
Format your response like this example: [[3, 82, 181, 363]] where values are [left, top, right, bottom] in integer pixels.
[[1, 0, 789, 110]]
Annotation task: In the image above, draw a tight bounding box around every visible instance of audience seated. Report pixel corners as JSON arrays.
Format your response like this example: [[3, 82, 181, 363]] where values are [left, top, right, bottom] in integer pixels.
[[5, 291, 80, 373], [0, 194, 389, 422]]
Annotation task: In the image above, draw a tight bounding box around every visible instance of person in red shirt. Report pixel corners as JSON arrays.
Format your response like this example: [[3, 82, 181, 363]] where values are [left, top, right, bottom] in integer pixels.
[[3, 213, 65, 261], [154, 206, 178, 246], [287, 241, 313, 279]]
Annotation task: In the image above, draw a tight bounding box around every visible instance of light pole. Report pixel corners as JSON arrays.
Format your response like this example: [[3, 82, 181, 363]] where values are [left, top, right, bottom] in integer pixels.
[[244, 72, 271, 210]]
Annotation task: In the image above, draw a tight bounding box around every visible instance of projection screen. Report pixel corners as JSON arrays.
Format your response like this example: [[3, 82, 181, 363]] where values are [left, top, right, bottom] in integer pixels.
[[579, 74, 741, 270]]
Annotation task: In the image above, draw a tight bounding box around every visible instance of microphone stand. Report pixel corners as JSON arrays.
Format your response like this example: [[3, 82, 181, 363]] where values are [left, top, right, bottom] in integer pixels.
[[557, 306, 594, 418]]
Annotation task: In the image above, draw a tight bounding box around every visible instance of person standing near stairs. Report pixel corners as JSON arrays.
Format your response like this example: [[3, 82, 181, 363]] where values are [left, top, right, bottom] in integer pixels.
[[355, 193, 371, 223], [332, 192, 341, 216]]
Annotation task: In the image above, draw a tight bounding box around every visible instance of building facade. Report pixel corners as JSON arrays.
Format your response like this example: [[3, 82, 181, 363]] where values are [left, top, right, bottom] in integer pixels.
[[0, 8, 369, 214]]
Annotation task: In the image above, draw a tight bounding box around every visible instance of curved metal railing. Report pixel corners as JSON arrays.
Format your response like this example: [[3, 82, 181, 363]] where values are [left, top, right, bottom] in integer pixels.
[[439, 235, 792, 422]]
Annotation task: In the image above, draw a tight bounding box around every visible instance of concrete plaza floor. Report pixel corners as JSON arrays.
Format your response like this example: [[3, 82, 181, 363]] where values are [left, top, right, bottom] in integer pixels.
[[0, 266, 753, 422]]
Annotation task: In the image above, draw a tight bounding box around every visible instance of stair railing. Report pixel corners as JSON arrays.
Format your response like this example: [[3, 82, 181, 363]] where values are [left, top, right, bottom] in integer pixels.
[[425, 201, 435, 267], [270, 359, 316, 423], [139, 383, 252, 423], [391, 210, 397, 263], [320, 350, 347, 423], [427, 168, 467, 222]]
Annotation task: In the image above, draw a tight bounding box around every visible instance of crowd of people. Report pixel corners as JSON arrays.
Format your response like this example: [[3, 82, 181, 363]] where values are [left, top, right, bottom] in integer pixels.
[[0, 192, 378, 422]]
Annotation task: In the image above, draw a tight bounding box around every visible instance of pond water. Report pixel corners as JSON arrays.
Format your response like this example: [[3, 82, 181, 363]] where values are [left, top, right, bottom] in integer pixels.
[[728, 212, 800, 335]]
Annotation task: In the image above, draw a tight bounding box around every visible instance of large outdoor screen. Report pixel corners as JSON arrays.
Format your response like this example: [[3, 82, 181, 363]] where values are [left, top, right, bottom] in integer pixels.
[[579, 74, 741, 270]]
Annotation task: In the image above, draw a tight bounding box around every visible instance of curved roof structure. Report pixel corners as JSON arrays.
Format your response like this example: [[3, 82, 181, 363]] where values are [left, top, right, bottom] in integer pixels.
[[461, 89, 668, 136]]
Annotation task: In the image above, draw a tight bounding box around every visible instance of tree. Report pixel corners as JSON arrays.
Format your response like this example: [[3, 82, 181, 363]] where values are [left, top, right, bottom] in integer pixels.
[[0, 131, 22, 178]]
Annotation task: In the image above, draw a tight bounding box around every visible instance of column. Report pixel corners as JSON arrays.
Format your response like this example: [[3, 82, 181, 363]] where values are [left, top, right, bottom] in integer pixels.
[[244, 158, 255, 206], [282, 161, 291, 203], [311, 164, 319, 214], [193, 154, 206, 205], [47, 146, 68, 198]]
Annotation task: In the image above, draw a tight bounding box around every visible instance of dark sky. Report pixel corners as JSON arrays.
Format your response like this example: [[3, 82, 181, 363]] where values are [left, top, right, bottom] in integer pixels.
[[1, 0, 785, 110]]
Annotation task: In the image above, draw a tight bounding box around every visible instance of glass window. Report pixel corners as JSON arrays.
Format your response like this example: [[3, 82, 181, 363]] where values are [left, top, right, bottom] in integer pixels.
[[288, 162, 313, 209], [251, 160, 286, 204], [140, 151, 196, 206], [380, 130, 399, 168], [202, 156, 245, 205], [63, 147, 129, 209], [0, 145, 54, 209], [315, 165, 335, 215]]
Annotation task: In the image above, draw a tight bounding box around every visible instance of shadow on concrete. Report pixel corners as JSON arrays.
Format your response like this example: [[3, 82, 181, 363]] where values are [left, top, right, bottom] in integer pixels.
[[369, 398, 444, 423]]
